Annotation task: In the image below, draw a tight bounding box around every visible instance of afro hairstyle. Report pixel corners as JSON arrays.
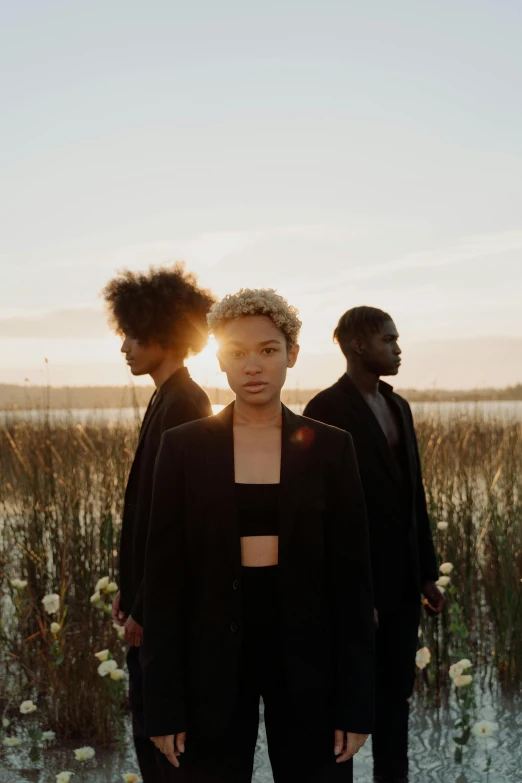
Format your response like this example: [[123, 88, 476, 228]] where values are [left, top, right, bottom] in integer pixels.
[[102, 263, 215, 358]]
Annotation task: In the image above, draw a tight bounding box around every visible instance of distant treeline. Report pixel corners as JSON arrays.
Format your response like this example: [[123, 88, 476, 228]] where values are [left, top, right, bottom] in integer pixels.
[[1, 382, 521, 410]]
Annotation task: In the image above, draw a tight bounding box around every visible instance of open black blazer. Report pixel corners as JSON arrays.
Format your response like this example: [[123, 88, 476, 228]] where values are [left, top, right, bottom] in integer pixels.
[[142, 403, 375, 739], [304, 375, 439, 611], [119, 367, 212, 625]]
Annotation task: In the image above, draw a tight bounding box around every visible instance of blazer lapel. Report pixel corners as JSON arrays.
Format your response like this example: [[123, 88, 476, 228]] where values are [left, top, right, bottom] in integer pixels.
[[278, 405, 312, 559], [136, 390, 159, 447], [383, 387, 415, 492], [337, 375, 403, 485], [204, 403, 241, 573]]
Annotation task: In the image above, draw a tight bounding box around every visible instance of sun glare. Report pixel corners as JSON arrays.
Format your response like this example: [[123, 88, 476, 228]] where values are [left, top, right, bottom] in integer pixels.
[[186, 334, 222, 387]]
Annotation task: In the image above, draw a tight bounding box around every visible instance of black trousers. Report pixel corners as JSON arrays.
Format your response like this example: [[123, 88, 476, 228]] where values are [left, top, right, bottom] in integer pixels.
[[127, 646, 177, 783], [173, 566, 353, 783], [372, 588, 420, 780]]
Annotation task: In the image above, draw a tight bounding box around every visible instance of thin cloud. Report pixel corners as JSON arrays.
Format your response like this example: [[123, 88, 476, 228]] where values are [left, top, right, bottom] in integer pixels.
[[42, 225, 363, 272], [0, 308, 109, 338], [350, 230, 522, 279]]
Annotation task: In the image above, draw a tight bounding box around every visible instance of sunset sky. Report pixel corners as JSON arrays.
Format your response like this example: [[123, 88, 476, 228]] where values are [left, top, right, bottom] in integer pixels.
[[2, 1, 522, 391]]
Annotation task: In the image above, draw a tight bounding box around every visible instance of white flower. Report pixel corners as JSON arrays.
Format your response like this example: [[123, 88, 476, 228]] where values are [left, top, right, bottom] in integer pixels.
[[110, 668, 126, 681], [436, 576, 451, 587], [19, 699, 37, 714], [437, 521, 448, 531], [113, 621, 125, 640], [437, 585, 446, 594], [450, 662, 464, 679], [90, 590, 102, 604], [122, 774, 142, 783], [56, 772, 75, 783], [415, 647, 431, 670], [41, 730, 56, 741], [453, 673, 473, 688], [3, 736, 22, 747], [50, 622, 61, 634], [440, 562, 454, 575], [74, 745, 95, 761], [97, 659, 118, 677], [41, 593, 60, 615], [471, 720, 498, 738], [450, 660, 472, 679], [94, 649, 110, 662], [106, 581, 118, 593], [95, 576, 110, 592], [2, 717, 10, 728], [11, 578, 28, 589]]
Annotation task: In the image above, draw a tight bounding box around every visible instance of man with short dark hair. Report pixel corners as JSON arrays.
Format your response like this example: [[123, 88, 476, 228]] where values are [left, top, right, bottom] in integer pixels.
[[304, 306, 444, 783], [102, 263, 214, 782]]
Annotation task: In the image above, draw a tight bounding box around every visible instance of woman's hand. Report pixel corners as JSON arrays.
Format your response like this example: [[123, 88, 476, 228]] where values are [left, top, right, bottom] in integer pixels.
[[151, 732, 186, 767], [124, 615, 143, 647], [334, 730, 368, 763], [111, 591, 127, 626]]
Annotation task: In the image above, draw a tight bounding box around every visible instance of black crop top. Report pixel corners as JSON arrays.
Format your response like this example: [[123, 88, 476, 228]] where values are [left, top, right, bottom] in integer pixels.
[[235, 483, 279, 537]]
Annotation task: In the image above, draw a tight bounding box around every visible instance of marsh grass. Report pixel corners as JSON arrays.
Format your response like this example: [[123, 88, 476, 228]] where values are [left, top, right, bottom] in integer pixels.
[[0, 415, 138, 744], [417, 415, 522, 692], [0, 410, 520, 745]]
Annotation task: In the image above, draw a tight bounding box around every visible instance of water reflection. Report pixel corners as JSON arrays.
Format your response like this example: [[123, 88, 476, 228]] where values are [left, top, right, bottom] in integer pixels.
[[2, 693, 520, 783], [2, 400, 522, 426]]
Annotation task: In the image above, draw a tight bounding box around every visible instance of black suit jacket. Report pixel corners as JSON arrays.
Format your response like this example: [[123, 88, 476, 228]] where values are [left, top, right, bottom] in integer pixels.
[[119, 367, 212, 625], [142, 403, 375, 739], [304, 375, 439, 611]]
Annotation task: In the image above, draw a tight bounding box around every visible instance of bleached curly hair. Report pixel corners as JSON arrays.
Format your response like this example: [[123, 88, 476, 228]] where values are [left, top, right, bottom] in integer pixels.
[[207, 288, 302, 348]]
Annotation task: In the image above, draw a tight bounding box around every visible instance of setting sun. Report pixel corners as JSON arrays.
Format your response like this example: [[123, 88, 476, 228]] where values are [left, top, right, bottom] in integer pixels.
[[186, 334, 221, 388]]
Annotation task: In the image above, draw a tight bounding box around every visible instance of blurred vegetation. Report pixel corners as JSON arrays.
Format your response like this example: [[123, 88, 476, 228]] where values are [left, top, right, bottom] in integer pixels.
[[0, 417, 136, 746], [417, 414, 522, 697], [0, 409, 520, 748]]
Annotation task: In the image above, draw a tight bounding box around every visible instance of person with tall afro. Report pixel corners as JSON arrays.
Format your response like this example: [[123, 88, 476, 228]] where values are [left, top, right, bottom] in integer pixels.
[[102, 263, 215, 782]]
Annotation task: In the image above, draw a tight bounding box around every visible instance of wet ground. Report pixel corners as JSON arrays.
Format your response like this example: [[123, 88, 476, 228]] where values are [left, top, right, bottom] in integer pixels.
[[2, 692, 521, 783]]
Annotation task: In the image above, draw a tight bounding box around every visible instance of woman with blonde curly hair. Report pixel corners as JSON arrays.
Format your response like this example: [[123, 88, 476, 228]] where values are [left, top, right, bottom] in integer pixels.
[[141, 289, 375, 782]]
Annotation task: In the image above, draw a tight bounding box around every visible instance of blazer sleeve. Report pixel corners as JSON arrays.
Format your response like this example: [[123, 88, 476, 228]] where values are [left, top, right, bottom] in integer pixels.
[[326, 432, 375, 734], [129, 393, 210, 625], [304, 394, 342, 429], [141, 429, 187, 737], [408, 406, 439, 583]]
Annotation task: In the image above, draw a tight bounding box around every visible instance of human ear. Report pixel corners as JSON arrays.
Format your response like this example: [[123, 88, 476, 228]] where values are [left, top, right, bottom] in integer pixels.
[[351, 338, 364, 356], [287, 344, 300, 369]]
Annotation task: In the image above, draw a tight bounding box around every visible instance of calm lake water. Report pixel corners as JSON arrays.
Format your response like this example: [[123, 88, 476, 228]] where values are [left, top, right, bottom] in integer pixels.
[[2, 690, 521, 783], [2, 400, 522, 426]]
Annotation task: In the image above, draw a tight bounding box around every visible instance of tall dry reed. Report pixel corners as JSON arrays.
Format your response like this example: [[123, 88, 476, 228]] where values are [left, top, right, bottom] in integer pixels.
[[0, 414, 138, 743], [0, 410, 520, 745], [417, 414, 522, 689]]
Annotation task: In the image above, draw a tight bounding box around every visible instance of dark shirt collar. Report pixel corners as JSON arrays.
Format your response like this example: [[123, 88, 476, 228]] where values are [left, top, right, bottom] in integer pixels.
[[339, 372, 394, 397]]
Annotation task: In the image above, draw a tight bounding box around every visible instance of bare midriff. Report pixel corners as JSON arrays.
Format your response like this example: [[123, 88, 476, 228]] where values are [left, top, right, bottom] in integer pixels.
[[240, 535, 279, 567]]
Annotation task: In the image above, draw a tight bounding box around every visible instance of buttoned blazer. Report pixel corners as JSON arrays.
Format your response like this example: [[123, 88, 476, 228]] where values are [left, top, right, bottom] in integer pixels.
[[119, 368, 212, 624], [304, 375, 439, 610], [142, 402, 375, 739]]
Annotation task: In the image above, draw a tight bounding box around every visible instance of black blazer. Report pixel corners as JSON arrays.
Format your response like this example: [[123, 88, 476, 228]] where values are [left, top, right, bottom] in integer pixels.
[[119, 367, 212, 625], [142, 403, 375, 739], [304, 375, 439, 611]]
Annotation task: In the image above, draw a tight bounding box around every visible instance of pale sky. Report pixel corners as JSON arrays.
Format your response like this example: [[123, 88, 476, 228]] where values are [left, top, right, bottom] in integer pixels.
[[2, 0, 522, 391]]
